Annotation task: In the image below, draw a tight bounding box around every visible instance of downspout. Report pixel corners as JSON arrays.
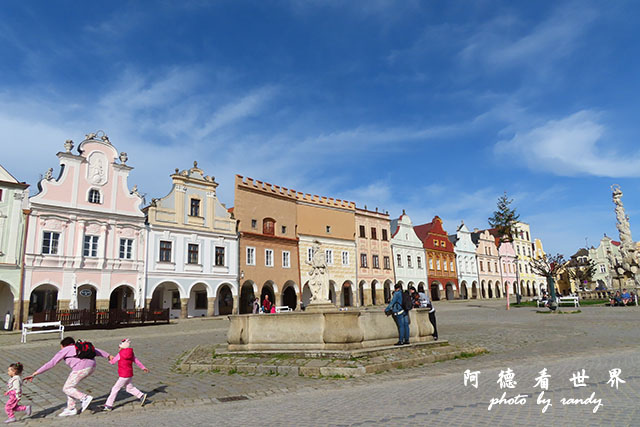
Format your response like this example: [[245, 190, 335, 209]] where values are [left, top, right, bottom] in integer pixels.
[[17, 208, 31, 330]]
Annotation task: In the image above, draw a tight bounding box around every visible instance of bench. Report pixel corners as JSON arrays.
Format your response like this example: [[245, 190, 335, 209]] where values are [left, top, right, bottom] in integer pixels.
[[275, 306, 291, 313], [21, 321, 64, 344], [558, 296, 580, 307]]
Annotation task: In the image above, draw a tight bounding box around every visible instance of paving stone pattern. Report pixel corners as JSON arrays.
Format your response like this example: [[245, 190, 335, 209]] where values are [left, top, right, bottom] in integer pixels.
[[1, 301, 639, 425]]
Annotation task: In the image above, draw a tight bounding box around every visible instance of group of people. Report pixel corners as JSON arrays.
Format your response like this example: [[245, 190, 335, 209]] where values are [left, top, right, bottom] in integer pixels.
[[610, 289, 636, 306], [252, 295, 277, 314], [4, 337, 149, 423], [385, 284, 439, 345]]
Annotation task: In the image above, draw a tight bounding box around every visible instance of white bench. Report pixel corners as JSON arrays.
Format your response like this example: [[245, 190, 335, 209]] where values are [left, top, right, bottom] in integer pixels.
[[21, 321, 64, 344], [558, 296, 580, 307], [275, 306, 291, 313]]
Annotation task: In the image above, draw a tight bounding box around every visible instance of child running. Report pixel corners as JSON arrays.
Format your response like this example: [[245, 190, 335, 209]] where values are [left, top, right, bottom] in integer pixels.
[[4, 363, 31, 424], [102, 338, 148, 411], [24, 337, 112, 417]]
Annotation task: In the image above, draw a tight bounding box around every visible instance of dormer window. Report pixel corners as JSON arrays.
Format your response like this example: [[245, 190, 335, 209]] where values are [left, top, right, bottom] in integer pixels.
[[190, 198, 200, 217], [88, 189, 101, 204], [263, 218, 275, 235]]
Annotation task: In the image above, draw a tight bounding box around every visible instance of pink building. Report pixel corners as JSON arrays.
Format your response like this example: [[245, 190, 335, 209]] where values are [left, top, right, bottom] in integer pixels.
[[489, 229, 517, 296], [23, 132, 146, 321]]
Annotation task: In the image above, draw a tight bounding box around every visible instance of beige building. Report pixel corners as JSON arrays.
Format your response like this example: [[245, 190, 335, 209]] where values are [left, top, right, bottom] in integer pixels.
[[234, 176, 300, 312], [298, 195, 357, 307], [355, 208, 394, 306]]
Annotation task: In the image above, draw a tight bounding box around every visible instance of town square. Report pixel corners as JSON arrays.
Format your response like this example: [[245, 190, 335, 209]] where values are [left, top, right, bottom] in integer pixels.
[[2, 1, 640, 426]]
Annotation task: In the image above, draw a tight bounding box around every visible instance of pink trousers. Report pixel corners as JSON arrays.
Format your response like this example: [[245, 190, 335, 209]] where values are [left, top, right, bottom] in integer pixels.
[[62, 367, 95, 410], [4, 391, 27, 419], [105, 377, 143, 408]]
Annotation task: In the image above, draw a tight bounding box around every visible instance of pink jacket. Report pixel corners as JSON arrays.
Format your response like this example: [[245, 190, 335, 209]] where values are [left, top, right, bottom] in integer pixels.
[[110, 348, 146, 378], [37, 345, 110, 374]]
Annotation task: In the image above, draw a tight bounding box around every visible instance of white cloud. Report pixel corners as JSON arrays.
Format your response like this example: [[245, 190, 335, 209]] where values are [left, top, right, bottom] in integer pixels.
[[495, 110, 640, 177]]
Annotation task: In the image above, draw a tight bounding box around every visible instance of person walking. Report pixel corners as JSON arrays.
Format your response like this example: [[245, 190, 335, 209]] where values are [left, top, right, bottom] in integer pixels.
[[24, 337, 112, 417], [252, 297, 260, 314], [102, 339, 149, 411], [386, 284, 410, 345], [4, 363, 31, 423]]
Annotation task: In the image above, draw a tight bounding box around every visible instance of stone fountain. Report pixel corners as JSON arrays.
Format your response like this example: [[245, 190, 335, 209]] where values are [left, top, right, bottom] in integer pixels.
[[227, 240, 435, 353], [607, 185, 640, 290]]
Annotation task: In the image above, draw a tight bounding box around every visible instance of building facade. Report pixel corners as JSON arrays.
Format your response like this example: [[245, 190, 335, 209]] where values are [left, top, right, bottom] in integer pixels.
[[234, 176, 300, 312], [472, 229, 502, 298], [414, 216, 458, 300], [588, 235, 621, 290], [297, 194, 357, 307], [0, 165, 29, 328], [24, 133, 146, 321], [449, 222, 478, 299], [390, 211, 428, 302], [512, 222, 543, 297], [145, 162, 238, 319], [355, 208, 394, 306]]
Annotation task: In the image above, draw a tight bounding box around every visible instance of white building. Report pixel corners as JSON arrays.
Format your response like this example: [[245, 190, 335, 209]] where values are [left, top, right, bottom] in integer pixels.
[[144, 162, 238, 319], [390, 211, 428, 299], [448, 222, 479, 299]]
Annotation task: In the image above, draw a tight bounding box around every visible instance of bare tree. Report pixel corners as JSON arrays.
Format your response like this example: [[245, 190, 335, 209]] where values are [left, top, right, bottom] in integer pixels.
[[529, 253, 566, 309], [567, 259, 597, 290]]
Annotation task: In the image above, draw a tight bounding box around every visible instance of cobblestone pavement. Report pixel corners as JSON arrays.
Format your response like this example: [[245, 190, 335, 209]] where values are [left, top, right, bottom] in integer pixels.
[[1, 300, 639, 425]]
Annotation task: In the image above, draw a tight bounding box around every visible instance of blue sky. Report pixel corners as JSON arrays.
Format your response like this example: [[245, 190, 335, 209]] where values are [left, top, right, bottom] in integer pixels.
[[2, 0, 640, 256]]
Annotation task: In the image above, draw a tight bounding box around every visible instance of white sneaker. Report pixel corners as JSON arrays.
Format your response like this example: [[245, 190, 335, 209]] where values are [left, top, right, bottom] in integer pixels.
[[25, 406, 32, 417], [140, 393, 147, 407], [58, 408, 77, 417], [80, 395, 93, 412]]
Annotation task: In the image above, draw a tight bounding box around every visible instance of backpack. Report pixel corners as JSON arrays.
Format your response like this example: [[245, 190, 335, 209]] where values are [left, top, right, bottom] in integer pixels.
[[402, 291, 413, 312], [75, 340, 96, 359]]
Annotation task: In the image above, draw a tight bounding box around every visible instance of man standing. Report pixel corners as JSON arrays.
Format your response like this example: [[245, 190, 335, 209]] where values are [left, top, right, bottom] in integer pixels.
[[386, 284, 410, 345]]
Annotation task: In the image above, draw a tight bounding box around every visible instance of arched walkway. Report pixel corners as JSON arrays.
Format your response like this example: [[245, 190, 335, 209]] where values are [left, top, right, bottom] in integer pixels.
[[239, 281, 256, 314], [341, 281, 353, 307], [532, 282, 538, 296], [460, 281, 468, 299], [150, 282, 183, 319], [28, 284, 58, 317], [328, 281, 337, 304], [188, 283, 209, 317], [282, 281, 297, 310], [472, 282, 478, 299], [445, 283, 454, 300], [261, 281, 276, 309], [371, 280, 378, 306], [526, 281, 531, 297], [417, 282, 426, 293], [302, 282, 312, 308], [0, 282, 15, 323], [480, 281, 486, 299], [487, 281, 493, 299], [384, 280, 393, 304], [430, 282, 441, 301], [77, 284, 97, 311], [495, 283, 501, 298], [217, 284, 234, 315], [358, 280, 366, 307], [110, 285, 135, 310]]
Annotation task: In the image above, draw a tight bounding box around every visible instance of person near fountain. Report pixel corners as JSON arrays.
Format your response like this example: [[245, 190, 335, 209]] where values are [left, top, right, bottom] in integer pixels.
[[262, 294, 272, 314], [621, 289, 631, 305], [386, 284, 410, 346]]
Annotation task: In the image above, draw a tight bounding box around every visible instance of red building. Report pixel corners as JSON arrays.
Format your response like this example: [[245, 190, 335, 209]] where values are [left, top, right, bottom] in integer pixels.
[[414, 216, 459, 300]]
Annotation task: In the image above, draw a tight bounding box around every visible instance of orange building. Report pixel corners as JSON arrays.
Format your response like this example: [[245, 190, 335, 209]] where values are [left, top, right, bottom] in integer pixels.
[[414, 216, 459, 300]]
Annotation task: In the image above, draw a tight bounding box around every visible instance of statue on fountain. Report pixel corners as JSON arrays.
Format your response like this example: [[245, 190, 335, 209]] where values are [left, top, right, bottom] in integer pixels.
[[609, 185, 640, 289]]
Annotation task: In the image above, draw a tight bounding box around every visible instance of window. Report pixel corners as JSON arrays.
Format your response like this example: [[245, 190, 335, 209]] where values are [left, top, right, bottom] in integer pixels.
[[246, 247, 255, 265], [417, 256, 422, 269], [373, 254, 380, 269], [0, 189, 3, 201], [325, 249, 333, 265], [480, 261, 484, 272], [436, 259, 441, 270], [119, 238, 133, 259], [251, 219, 257, 229], [517, 246, 521, 255], [371, 228, 377, 240], [443, 260, 447, 271], [282, 251, 290, 268], [195, 292, 207, 310], [188, 244, 199, 264], [495, 262, 498, 272], [382, 229, 388, 241], [526, 231, 530, 241], [359, 225, 366, 238], [384, 256, 390, 269], [342, 251, 349, 265], [215, 246, 225, 266], [434, 239, 439, 246], [407, 255, 412, 268], [396, 253, 402, 267], [360, 253, 368, 268], [83, 235, 99, 257], [519, 264, 522, 273], [326, 225, 331, 233], [599, 264, 606, 273], [450, 261, 454, 271], [42, 231, 60, 255], [171, 290, 181, 310], [88, 189, 101, 204], [265, 249, 273, 267], [429, 258, 434, 269], [441, 240, 446, 247], [281, 225, 287, 234], [190, 198, 200, 217], [263, 218, 275, 235], [159, 241, 172, 262], [307, 247, 313, 263], [487, 262, 491, 272]]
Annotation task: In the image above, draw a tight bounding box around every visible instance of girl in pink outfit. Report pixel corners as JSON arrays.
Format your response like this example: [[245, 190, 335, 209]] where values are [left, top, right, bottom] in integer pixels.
[[103, 338, 149, 411], [4, 363, 31, 424], [25, 337, 112, 417]]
